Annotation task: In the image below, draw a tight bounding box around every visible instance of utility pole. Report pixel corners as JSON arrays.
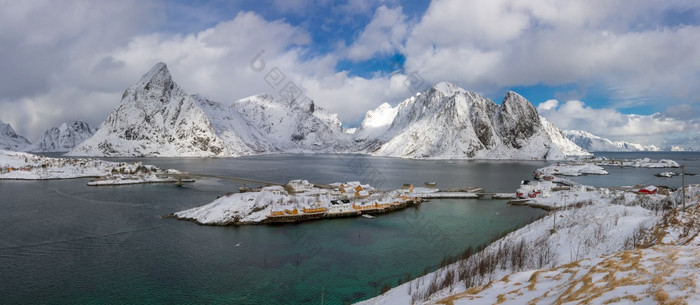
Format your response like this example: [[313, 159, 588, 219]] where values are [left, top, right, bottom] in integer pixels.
[[682, 165, 686, 210], [551, 200, 557, 234]]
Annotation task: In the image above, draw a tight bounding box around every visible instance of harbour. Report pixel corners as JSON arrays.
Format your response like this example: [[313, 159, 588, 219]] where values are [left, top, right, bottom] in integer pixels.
[[2, 152, 699, 304]]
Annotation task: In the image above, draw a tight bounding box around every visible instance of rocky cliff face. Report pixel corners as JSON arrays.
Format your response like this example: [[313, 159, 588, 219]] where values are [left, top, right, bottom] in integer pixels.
[[26, 120, 95, 152], [0, 120, 31, 151], [68, 63, 230, 157], [354, 82, 588, 159]]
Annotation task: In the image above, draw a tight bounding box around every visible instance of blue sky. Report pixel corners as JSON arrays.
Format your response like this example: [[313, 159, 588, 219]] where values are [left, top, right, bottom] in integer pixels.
[[0, 0, 699, 148]]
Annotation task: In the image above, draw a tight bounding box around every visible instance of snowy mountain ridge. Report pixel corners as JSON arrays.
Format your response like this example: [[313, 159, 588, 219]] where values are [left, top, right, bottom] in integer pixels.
[[0, 120, 31, 151], [69, 63, 586, 159], [67, 62, 231, 157], [354, 83, 589, 159], [69, 63, 349, 157], [26, 120, 95, 152], [564, 129, 660, 152]]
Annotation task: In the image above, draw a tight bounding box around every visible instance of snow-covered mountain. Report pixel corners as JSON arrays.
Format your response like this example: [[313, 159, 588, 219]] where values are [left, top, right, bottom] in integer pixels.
[[68, 63, 585, 159], [354, 82, 588, 159], [26, 120, 95, 152], [69, 63, 349, 157], [564, 130, 660, 152], [68, 63, 230, 157], [227, 94, 348, 153], [0, 120, 31, 151]]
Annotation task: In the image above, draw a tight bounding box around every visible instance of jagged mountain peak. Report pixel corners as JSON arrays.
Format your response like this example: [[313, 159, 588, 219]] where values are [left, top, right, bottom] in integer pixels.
[[0, 120, 32, 151], [132, 62, 176, 101], [356, 87, 587, 159], [71, 120, 92, 131], [69, 62, 230, 157], [502, 91, 537, 116], [137, 62, 170, 85], [430, 81, 466, 96], [26, 120, 95, 152], [67, 61, 587, 159]]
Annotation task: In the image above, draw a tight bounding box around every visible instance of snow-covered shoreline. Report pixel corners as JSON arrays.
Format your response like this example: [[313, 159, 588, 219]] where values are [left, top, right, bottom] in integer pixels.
[[594, 157, 680, 168], [357, 185, 700, 304], [0, 149, 186, 185]]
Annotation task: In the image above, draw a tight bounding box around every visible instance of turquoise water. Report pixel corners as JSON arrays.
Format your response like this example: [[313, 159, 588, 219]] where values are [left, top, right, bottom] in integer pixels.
[[2, 152, 696, 304]]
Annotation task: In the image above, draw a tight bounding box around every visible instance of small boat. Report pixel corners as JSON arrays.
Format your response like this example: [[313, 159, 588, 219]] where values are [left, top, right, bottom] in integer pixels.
[[424, 182, 438, 187], [361, 214, 375, 219]]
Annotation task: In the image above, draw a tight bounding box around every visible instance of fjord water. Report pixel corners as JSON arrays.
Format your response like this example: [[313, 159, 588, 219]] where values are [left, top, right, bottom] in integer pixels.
[[1, 153, 697, 304]]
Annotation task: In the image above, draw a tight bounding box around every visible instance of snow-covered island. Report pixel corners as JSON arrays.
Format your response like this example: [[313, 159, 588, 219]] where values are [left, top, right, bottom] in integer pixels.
[[594, 157, 680, 168], [534, 162, 609, 178], [358, 185, 700, 304], [656, 171, 680, 178], [0, 149, 186, 185], [172, 180, 422, 225]]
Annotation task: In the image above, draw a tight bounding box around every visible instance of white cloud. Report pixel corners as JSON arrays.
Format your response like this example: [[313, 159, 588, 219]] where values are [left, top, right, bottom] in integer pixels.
[[537, 99, 558, 112], [0, 0, 163, 139], [345, 5, 408, 61], [0, 6, 413, 139], [539, 99, 700, 149], [403, 0, 700, 105], [1, 0, 699, 148]]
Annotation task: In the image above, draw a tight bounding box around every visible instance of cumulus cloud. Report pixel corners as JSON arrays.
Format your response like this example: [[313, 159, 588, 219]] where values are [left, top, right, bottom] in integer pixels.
[[537, 99, 559, 112], [539, 99, 700, 149], [0, 0, 164, 139], [1, 0, 699, 149], [404, 0, 700, 105], [0, 4, 413, 140], [345, 5, 408, 61]]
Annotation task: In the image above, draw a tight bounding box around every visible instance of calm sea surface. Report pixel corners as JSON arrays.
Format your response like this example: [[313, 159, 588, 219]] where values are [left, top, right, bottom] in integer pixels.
[[1, 152, 697, 304]]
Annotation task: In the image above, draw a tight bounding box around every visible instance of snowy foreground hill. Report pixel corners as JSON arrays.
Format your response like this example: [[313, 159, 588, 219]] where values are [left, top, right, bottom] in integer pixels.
[[69, 62, 587, 159], [359, 186, 700, 305]]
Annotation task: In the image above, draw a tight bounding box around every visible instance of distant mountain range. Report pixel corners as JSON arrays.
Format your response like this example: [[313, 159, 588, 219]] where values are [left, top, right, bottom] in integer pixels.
[[3, 62, 687, 159], [67, 63, 587, 159], [27, 120, 95, 152], [0, 120, 95, 153], [563, 130, 661, 152]]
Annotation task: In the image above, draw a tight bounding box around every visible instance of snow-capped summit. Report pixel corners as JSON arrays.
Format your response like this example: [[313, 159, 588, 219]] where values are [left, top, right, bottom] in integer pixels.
[[68, 62, 230, 157], [26, 120, 95, 152], [354, 102, 398, 141], [69, 63, 349, 157], [431, 81, 467, 96], [230, 94, 348, 152], [0, 120, 31, 151], [67, 63, 585, 159], [564, 130, 660, 152], [354, 82, 588, 159]]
